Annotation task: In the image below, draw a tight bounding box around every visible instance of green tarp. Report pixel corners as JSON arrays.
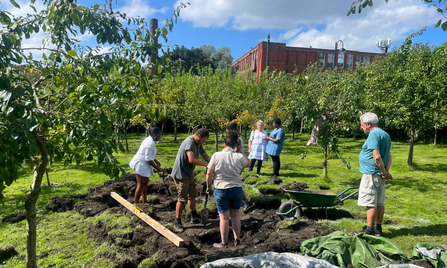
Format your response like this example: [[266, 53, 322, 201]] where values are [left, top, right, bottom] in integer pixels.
[[301, 231, 407, 268], [411, 242, 447, 268]]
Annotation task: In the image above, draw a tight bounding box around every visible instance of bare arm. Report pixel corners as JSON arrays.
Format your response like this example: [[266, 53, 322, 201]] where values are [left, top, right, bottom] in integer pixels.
[[235, 144, 251, 168], [186, 150, 208, 167], [206, 168, 214, 195], [373, 149, 392, 180], [148, 160, 162, 173], [264, 136, 280, 143], [385, 153, 392, 172], [154, 159, 161, 167], [201, 152, 211, 163]]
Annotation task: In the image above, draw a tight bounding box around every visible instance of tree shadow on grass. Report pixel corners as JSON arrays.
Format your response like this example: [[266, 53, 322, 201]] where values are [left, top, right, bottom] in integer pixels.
[[283, 172, 319, 178], [387, 224, 447, 238], [54, 163, 104, 175], [412, 162, 447, 173], [389, 176, 445, 193]]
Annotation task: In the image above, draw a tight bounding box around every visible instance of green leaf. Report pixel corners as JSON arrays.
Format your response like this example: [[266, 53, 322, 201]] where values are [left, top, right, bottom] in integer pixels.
[[119, 143, 125, 152], [368, 0, 373, 7], [435, 19, 442, 28], [361, 0, 369, 8], [9, 0, 20, 8], [103, 85, 111, 92], [442, 21, 447, 31], [67, 50, 77, 57]]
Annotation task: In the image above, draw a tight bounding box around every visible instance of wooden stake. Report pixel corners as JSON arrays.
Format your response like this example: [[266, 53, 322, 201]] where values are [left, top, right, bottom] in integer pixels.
[[110, 192, 184, 247]]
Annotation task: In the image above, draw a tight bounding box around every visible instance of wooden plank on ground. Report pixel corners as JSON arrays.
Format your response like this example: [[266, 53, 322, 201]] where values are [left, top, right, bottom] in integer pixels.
[[110, 192, 184, 247]]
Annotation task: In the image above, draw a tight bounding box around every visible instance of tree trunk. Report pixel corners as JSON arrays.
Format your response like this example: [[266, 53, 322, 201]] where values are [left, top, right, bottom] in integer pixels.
[[244, 127, 247, 141], [174, 125, 177, 141], [45, 168, 50, 186], [161, 120, 166, 132], [307, 112, 336, 147], [124, 129, 129, 152], [26, 134, 49, 268], [291, 122, 295, 140], [434, 127, 437, 146], [215, 132, 219, 152], [407, 125, 414, 167], [323, 145, 328, 177], [300, 119, 303, 134]]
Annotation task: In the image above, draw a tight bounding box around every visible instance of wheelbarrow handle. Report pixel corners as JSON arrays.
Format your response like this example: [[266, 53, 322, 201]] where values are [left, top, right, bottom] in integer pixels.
[[335, 186, 358, 198], [333, 187, 359, 206]]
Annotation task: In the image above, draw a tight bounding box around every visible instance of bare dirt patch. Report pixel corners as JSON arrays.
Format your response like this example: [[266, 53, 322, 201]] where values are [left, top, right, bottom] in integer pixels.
[[71, 174, 339, 267]]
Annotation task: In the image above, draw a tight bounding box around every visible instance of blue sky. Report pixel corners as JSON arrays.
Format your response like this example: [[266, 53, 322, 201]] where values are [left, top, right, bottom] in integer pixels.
[[2, 0, 445, 61]]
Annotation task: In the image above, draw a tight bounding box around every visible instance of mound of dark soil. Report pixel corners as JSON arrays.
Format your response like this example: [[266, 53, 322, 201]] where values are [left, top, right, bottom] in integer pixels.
[[0, 245, 18, 262], [46, 196, 74, 212], [280, 182, 308, 192], [1, 211, 26, 224], [74, 201, 108, 217], [269, 175, 283, 184]]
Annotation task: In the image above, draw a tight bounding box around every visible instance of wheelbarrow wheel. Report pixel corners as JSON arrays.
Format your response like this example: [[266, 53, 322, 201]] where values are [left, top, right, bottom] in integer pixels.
[[278, 201, 302, 219]]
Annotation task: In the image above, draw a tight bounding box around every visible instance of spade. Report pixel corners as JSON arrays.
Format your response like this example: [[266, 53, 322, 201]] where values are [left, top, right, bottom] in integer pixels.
[[200, 193, 210, 225]]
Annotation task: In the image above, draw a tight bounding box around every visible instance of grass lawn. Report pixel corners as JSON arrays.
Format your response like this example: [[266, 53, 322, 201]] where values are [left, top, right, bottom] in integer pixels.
[[1, 132, 446, 267]]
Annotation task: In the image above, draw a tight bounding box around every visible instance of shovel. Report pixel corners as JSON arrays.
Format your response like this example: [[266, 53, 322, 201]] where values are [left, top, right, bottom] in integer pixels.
[[159, 168, 173, 201], [200, 193, 210, 225]]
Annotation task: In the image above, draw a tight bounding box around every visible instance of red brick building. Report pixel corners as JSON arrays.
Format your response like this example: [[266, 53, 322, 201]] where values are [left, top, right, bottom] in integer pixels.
[[231, 41, 383, 78]]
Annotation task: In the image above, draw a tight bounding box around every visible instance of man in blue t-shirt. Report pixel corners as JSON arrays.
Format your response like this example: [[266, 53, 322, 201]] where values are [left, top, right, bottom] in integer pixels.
[[354, 112, 392, 237]]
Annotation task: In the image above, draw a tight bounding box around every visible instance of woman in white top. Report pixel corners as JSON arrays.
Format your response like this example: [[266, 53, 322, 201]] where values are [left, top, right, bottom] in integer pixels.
[[129, 126, 163, 204], [248, 120, 268, 177], [206, 131, 250, 248]]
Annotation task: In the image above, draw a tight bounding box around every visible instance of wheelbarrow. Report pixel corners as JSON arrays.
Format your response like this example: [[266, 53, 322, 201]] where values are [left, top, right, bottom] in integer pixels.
[[277, 186, 358, 219]]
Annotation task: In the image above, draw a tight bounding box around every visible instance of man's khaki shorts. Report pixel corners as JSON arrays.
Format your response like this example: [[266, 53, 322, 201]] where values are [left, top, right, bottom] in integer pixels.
[[357, 174, 386, 207], [173, 178, 197, 203]]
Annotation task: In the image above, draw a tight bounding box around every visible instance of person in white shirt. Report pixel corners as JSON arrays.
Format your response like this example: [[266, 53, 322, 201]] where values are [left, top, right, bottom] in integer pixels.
[[129, 126, 163, 205], [206, 131, 250, 248]]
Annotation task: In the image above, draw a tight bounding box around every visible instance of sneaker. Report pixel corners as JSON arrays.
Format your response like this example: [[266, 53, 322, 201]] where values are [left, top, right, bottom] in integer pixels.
[[173, 221, 184, 232], [213, 242, 228, 248], [234, 239, 241, 246], [353, 225, 375, 235], [190, 215, 201, 224]]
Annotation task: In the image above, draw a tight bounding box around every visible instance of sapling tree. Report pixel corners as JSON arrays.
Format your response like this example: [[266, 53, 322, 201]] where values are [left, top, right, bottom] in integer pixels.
[[0, 0, 185, 267]]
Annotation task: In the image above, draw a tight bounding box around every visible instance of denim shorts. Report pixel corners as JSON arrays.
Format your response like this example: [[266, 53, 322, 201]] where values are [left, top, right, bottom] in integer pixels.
[[214, 187, 243, 214]]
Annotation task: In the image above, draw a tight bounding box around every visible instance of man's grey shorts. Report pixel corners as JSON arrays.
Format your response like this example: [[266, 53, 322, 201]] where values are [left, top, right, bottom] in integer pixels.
[[358, 174, 385, 207]]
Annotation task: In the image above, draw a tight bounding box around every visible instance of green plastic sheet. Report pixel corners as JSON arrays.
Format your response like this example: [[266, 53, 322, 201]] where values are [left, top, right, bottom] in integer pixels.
[[411, 242, 447, 268], [300, 231, 407, 268]]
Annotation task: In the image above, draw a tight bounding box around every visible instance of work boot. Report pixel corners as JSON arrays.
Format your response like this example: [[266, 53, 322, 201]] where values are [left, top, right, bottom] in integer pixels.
[[174, 219, 184, 232], [353, 225, 375, 235]]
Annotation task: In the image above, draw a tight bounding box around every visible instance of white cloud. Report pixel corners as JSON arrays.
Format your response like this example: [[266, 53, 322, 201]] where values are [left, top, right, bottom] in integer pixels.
[[175, 0, 439, 51], [118, 0, 169, 18]]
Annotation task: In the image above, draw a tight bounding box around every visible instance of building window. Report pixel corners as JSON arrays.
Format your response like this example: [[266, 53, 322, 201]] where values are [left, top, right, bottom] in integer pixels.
[[337, 54, 345, 68], [363, 56, 370, 65], [327, 53, 334, 68], [356, 55, 362, 65], [318, 53, 325, 68], [347, 54, 353, 69]]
